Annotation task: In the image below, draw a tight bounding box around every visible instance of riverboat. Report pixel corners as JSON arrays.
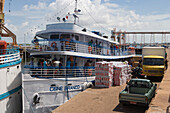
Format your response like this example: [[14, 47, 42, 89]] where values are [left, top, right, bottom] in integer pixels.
[[22, 1, 135, 113]]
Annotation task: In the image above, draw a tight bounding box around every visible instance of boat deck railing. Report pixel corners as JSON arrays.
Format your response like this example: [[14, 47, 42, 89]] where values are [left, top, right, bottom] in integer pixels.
[[0, 49, 21, 65], [24, 66, 95, 78], [31, 39, 135, 56]]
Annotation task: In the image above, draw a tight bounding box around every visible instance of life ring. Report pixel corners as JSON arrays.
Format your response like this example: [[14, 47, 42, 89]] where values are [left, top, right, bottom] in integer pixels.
[[88, 69, 92, 76], [54, 70, 58, 74], [35, 45, 39, 49], [88, 46, 92, 53], [51, 42, 57, 48]]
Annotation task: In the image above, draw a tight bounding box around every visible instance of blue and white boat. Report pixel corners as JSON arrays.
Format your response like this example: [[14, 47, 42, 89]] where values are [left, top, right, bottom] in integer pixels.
[[0, 40, 22, 113], [0, 1, 22, 111], [22, 1, 135, 113]]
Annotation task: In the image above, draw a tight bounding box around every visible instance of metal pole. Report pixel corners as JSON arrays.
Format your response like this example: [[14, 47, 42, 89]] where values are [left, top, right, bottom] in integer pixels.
[[24, 34, 26, 65], [64, 55, 69, 100]]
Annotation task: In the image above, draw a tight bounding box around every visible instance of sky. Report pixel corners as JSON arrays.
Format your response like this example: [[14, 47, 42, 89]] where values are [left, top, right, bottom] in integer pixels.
[[3, 0, 170, 44]]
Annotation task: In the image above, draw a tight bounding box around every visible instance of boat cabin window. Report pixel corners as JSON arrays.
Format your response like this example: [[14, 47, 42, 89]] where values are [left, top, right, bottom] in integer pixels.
[[75, 35, 79, 41], [50, 34, 59, 39], [60, 34, 70, 39]]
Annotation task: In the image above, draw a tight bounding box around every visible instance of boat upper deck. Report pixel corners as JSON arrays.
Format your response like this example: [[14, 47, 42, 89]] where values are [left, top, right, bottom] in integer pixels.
[[36, 23, 119, 44], [29, 38, 135, 59], [0, 48, 21, 68], [27, 23, 136, 59]]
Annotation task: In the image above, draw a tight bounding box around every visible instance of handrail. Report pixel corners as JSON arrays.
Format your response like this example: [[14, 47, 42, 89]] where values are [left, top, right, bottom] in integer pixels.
[[31, 39, 135, 56], [23, 66, 95, 78], [24, 65, 95, 69], [0, 49, 20, 65]]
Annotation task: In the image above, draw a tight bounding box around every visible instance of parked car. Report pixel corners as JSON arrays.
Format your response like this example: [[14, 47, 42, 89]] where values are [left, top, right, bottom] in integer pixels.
[[119, 78, 157, 107]]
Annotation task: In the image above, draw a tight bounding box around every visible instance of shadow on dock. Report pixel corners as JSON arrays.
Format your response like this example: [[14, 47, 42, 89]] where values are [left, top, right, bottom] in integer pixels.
[[113, 103, 148, 113], [167, 105, 170, 113]]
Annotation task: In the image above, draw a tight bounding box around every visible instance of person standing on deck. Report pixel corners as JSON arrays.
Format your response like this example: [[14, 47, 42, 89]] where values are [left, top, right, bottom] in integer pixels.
[[66, 58, 71, 76], [30, 57, 34, 66], [88, 40, 93, 54], [95, 40, 98, 54], [84, 60, 90, 76], [71, 34, 76, 52], [43, 59, 48, 75], [59, 58, 64, 75]]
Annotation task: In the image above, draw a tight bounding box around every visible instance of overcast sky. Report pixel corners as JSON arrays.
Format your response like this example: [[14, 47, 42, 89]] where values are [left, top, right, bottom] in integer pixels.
[[3, 0, 170, 44]]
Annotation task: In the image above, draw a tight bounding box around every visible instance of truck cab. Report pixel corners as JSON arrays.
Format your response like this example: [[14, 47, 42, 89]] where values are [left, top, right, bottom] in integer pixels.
[[143, 56, 165, 77]]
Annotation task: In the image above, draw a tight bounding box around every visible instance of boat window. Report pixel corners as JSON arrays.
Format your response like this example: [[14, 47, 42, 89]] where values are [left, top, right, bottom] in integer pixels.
[[60, 34, 70, 39], [50, 34, 59, 39], [75, 35, 79, 41]]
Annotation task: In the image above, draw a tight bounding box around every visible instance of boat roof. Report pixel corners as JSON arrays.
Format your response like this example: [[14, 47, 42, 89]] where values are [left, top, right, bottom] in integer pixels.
[[36, 23, 119, 45]]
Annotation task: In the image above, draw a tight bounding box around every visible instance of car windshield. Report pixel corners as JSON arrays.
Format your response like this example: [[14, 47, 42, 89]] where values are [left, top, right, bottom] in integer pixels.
[[143, 58, 164, 65]]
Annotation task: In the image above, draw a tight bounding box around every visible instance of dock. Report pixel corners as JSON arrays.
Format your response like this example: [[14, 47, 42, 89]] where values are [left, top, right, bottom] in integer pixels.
[[52, 49, 170, 113], [147, 49, 170, 113]]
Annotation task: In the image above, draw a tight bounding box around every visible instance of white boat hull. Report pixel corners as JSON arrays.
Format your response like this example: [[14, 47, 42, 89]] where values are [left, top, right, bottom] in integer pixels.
[[22, 74, 95, 113], [0, 64, 22, 113]]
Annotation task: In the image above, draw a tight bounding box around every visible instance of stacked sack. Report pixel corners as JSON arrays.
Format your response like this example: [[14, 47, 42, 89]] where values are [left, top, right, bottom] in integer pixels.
[[95, 61, 132, 87], [95, 62, 114, 88]]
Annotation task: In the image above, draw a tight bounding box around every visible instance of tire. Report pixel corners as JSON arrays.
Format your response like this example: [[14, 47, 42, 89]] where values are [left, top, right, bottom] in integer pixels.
[[119, 101, 127, 106]]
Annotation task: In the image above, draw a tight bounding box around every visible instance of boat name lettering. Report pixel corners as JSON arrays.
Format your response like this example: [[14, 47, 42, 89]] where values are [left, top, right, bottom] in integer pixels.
[[49, 85, 80, 91], [50, 86, 63, 91], [64, 85, 80, 90]]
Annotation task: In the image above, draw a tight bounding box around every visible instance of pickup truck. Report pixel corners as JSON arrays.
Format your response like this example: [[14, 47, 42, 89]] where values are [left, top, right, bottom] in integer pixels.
[[119, 79, 157, 107]]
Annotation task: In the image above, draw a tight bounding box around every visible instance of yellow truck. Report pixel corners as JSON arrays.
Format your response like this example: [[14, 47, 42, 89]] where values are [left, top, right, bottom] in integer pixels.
[[142, 47, 166, 79]]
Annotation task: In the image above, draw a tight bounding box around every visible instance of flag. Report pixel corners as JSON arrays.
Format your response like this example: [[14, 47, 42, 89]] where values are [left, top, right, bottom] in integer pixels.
[[66, 16, 68, 19]]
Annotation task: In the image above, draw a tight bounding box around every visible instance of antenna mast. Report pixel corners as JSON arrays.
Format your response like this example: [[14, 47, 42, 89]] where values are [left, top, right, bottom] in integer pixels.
[[75, 0, 77, 11], [74, 0, 78, 24]]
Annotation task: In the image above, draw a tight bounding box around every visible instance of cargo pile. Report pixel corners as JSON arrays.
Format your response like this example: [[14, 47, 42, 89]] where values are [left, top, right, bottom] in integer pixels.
[[95, 61, 132, 87]]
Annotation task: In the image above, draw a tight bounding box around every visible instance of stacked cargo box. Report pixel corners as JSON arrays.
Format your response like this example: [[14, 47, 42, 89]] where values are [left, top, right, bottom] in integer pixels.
[[95, 61, 132, 87], [113, 64, 132, 86], [95, 62, 114, 88]]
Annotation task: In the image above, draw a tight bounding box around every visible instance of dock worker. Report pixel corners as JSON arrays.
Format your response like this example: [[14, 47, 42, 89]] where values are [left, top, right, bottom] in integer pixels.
[[165, 59, 168, 70]]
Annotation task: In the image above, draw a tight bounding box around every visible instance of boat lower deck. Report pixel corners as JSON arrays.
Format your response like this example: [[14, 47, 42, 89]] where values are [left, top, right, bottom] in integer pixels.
[[52, 49, 170, 113]]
